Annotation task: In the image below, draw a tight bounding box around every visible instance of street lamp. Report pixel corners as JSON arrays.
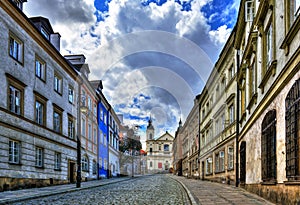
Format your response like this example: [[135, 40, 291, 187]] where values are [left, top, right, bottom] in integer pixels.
[[76, 93, 87, 188]]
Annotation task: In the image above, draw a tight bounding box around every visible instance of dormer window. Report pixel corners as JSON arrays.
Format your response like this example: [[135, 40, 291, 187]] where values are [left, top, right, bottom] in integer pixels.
[[12, 0, 25, 10], [41, 27, 49, 40]]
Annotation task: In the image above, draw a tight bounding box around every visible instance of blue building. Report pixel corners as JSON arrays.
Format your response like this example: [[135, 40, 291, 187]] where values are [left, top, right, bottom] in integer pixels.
[[97, 101, 109, 178], [91, 80, 110, 179]]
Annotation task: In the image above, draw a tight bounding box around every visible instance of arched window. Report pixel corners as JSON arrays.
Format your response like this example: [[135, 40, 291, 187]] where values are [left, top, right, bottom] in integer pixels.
[[286, 79, 300, 180], [81, 155, 89, 172], [261, 110, 277, 182]]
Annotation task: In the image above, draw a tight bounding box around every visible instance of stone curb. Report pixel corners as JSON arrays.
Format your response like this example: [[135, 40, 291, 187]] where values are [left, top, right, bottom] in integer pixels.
[[168, 175, 199, 205], [0, 177, 132, 205]]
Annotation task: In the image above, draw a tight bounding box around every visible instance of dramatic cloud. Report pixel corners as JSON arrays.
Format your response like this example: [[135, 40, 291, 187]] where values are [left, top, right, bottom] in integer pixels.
[[24, 0, 238, 146]]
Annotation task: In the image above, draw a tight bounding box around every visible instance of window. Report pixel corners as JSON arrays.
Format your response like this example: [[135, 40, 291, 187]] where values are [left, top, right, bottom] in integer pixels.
[[261, 110, 277, 182], [285, 80, 300, 181], [88, 97, 92, 110], [103, 112, 107, 124], [104, 158, 107, 170], [35, 101, 44, 125], [293, 0, 300, 18], [206, 157, 212, 175], [94, 128, 97, 144], [68, 86, 74, 104], [8, 85, 22, 115], [81, 155, 89, 172], [100, 107, 103, 121], [93, 160, 97, 175], [94, 104, 97, 116], [41, 27, 49, 40], [158, 145, 161, 151], [9, 140, 20, 164], [266, 23, 273, 67], [54, 152, 61, 170], [164, 144, 169, 152], [228, 147, 234, 170], [150, 161, 153, 167], [35, 147, 44, 168], [229, 65, 235, 80], [88, 124, 92, 140], [53, 105, 63, 133], [35, 56, 46, 81], [99, 157, 102, 168], [245, 0, 255, 22], [9, 33, 23, 63], [54, 73, 62, 94], [104, 134, 107, 146], [249, 60, 256, 97], [229, 104, 235, 124], [81, 118, 86, 137], [68, 115, 75, 139]]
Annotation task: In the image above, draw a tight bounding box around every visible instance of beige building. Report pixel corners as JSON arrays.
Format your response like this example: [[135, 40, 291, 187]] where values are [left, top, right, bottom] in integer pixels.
[[198, 30, 237, 184], [178, 97, 200, 179], [146, 118, 174, 173], [234, 0, 300, 204]]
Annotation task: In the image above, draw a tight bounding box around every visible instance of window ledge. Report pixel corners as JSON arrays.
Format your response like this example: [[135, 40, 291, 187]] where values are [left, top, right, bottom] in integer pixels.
[[261, 180, 277, 185], [259, 60, 277, 93], [54, 168, 62, 171], [8, 162, 21, 166], [215, 170, 225, 174], [247, 93, 258, 113], [227, 168, 234, 171], [35, 166, 44, 169], [280, 15, 300, 54], [284, 180, 300, 185]]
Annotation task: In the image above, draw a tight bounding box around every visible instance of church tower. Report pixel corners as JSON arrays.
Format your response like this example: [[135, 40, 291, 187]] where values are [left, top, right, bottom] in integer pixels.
[[146, 116, 155, 140]]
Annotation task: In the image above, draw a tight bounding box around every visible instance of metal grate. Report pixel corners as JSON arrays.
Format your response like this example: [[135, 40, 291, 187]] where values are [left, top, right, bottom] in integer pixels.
[[285, 79, 300, 180], [261, 110, 277, 181]]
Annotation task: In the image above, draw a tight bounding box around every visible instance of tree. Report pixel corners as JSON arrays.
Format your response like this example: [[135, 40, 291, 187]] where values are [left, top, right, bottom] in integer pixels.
[[119, 126, 142, 176]]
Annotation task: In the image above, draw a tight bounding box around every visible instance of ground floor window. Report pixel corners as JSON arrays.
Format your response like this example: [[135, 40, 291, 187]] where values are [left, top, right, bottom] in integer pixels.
[[9, 140, 20, 164]]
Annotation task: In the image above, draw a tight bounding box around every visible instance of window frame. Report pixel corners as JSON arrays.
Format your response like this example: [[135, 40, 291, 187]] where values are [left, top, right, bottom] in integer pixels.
[[9, 140, 21, 164], [68, 114, 75, 139], [68, 85, 74, 104], [54, 72, 63, 95], [34, 92, 47, 126], [35, 147, 44, 168], [54, 152, 61, 170], [6, 74, 26, 116], [81, 155, 89, 172], [9, 32, 24, 64], [53, 104, 63, 134], [228, 146, 234, 170], [35, 55, 46, 82]]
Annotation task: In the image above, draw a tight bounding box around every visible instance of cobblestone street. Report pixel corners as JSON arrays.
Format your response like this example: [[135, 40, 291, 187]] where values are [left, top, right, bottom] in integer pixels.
[[0, 174, 276, 205], [9, 175, 190, 205]]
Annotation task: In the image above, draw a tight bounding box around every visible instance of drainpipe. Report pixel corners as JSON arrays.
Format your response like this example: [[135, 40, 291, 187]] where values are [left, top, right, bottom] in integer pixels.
[[235, 50, 240, 187], [198, 101, 201, 180]]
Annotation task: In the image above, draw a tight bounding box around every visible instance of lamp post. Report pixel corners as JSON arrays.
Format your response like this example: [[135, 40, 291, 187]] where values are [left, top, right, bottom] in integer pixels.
[[76, 91, 87, 188]]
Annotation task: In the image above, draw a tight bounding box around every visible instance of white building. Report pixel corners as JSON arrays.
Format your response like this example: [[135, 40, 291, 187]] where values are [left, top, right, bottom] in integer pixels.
[[146, 118, 174, 173]]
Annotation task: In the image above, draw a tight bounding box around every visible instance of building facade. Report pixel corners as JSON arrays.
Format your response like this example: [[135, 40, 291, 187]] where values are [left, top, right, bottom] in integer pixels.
[[0, 0, 79, 190], [146, 118, 174, 173], [198, 30, 237, 184], [108, 109, 120, 177], [234, 0, 300, 204]]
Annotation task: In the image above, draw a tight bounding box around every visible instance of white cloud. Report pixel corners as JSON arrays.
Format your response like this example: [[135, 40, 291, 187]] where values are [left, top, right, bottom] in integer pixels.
[[209, 25, 232, 46], [23, 0, 236, 138]]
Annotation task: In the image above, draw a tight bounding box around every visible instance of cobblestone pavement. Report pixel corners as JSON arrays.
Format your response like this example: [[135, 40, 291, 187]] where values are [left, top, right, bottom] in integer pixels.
[[170, 175, 275, 205], [9, 175, 191, 205]]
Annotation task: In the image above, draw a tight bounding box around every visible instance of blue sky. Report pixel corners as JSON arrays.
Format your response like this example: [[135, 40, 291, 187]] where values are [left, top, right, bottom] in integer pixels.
[[24, 0, 239, 148]]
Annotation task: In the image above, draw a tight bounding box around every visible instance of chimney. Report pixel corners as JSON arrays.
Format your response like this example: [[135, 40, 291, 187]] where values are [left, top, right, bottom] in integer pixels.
[[50, 32, 61, 52]]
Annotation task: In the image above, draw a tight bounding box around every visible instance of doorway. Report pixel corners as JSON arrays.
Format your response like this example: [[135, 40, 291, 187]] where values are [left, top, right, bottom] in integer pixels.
[[240, 141, 246, 184], [69, 161, 75, 183]]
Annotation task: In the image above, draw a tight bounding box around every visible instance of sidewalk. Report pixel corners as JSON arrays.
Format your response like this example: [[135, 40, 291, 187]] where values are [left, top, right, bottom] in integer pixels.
[[0, 177, 132, 205], [170, 175, 275, 205]]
